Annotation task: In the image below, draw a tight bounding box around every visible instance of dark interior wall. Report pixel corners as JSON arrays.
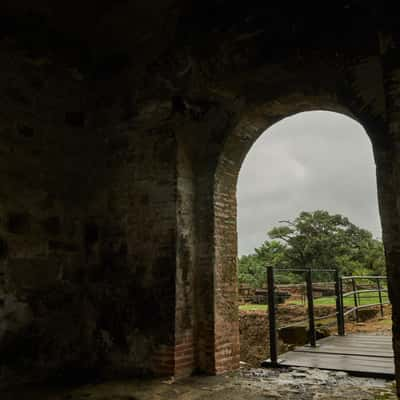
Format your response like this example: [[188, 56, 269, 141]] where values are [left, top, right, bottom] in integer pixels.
[[2, 0, 400, 390], [173, 135, 196, 375], [0, 46, 99, 384], [87, 108, 179, 376], [0, 42, 180, 384]]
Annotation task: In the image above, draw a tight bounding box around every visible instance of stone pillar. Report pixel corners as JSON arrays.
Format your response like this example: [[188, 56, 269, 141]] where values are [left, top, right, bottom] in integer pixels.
[[173, 137, 196, 377], [191, 106, 244, 375], [152, 132, 197, 378], [193, 170, 217, 373], [213, 159, 241, 374], [380, 33, 400, 395], [192, 167, 240, 375]]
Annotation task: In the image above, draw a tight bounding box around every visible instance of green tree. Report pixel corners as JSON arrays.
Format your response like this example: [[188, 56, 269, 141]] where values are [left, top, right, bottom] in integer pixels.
[[268, 210, 383, 275], [238, 240, 288, 287], [238, 210, 386, 287], [237, 254, 264, 287]]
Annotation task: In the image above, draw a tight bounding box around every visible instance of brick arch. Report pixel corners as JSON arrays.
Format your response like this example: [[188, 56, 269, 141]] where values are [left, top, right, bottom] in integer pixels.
[[196, 93, 374, 374]]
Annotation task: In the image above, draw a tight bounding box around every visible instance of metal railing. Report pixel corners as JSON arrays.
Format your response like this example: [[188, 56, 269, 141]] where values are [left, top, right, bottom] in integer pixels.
[[340, 275, 389, 327], [265, 266, 389, 367]]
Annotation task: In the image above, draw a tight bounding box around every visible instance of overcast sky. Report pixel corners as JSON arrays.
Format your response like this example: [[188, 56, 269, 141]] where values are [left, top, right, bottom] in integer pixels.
[[237, 111, 382, 256]]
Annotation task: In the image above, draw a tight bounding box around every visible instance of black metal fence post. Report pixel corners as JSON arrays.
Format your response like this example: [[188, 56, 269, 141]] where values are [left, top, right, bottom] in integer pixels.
[[340, 277, 346, 335], [351, 277, 359, 322], [377, 278, 384, 317], [305, 268, 316, 347], [267, 266, 278, 366], [334, 269, 345, 336]]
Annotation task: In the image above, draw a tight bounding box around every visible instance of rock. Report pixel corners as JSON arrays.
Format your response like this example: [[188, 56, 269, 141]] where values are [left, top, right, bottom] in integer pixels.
[[278, 324, 331, 345], [316, 326, 331, 339], [357, 308, 379, 322], [291, 372, 307, 378], [278, 326, 308, 345], [333, 371, 348, 378]]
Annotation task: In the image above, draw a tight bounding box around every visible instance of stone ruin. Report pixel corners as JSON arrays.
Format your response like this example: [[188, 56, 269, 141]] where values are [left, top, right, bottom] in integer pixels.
[[0, 1, 399, 397]]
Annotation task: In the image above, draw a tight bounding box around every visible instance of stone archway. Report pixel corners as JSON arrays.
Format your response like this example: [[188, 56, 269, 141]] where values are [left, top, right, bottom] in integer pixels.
[[194, 92, 381, 374]]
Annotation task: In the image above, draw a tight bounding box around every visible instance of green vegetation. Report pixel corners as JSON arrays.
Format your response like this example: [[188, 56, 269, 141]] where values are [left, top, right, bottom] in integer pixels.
[[239, 210, 385, 287], [239, 304, 269, 311], [312, 291, 389, 306], [239, 291, 389, 311]]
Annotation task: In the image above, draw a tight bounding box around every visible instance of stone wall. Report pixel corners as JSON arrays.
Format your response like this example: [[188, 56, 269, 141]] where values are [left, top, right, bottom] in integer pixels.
[[239, 306, 335, 365], [0, 47, 182, 383], [0, 46, 97, 384], [0, 46, 393, 387], [2, 3, 400, 394], [91, 113, 178, 376]]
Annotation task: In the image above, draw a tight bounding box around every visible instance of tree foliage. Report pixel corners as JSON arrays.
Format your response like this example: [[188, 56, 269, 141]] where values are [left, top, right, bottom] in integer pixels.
[[238, 210, 385, 287]]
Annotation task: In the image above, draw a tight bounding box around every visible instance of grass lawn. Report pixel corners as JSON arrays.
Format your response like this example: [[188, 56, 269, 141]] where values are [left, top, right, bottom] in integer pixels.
[[239, 304, 269, 311], [313, 291, 389, 306], [239, 291, 389, 312]]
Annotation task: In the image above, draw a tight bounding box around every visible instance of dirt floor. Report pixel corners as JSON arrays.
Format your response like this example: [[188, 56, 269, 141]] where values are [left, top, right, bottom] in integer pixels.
[[1, 306, 394, 400], [2, 367, 397, 400], [344, 306, 392, 335]]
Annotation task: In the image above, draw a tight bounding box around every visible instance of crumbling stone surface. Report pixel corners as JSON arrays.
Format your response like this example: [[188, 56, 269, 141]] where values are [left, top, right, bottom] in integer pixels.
[[239, 307, 335, 365], [358, 309, 380, 322], [279, 326, 309, 346], [2, 368, 397, 400]]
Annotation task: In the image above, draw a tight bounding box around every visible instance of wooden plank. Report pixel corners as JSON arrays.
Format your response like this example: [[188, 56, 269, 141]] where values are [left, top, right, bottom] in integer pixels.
[[278, 352, 394, 379], [286, 355, 394, 367], [320, 334, 392, 340], [318, 339, 392, 348], [318, 335, 392, 344], [314, 336, 393, 348], [303, 343, 393, 351], [280, 352, 394, 368], [316, 340, 393, 347], [293, 336, 393, 358], [262, 334, 395, 379], [304, 338, 393, 347], [343, 334, 392, 339], [319, 339, 392, 346], [293, 346, 393, 358]]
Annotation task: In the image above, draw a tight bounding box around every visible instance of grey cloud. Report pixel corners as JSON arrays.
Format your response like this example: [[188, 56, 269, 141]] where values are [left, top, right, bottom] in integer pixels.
[[237, 111, 381, 255]]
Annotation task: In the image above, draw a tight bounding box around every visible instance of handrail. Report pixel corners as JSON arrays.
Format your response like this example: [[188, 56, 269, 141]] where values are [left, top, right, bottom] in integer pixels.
[[314, 311, 338, 321], [342, 288, 388, 297], [264, 267, 389, 368], [343, 302, 390, 317], [278, 311, 339, 330], [275, 268, 337, 272], [279, 319, 309, 330], [341, 275, 387, 280], [340, 275, 389, 327]]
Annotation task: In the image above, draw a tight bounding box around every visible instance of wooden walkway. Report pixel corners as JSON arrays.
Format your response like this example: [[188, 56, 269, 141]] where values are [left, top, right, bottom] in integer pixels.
[[266, 334, 395, 379]]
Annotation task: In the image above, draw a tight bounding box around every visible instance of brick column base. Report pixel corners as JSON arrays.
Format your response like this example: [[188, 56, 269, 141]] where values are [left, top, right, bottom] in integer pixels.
[[215, 321, 240, 374], [151, 334, 195, 377]]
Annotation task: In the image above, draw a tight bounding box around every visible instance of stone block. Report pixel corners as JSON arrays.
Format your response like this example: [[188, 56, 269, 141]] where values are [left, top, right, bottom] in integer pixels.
[[357, 308, 379, 322], [279, 325, 308, 345]]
